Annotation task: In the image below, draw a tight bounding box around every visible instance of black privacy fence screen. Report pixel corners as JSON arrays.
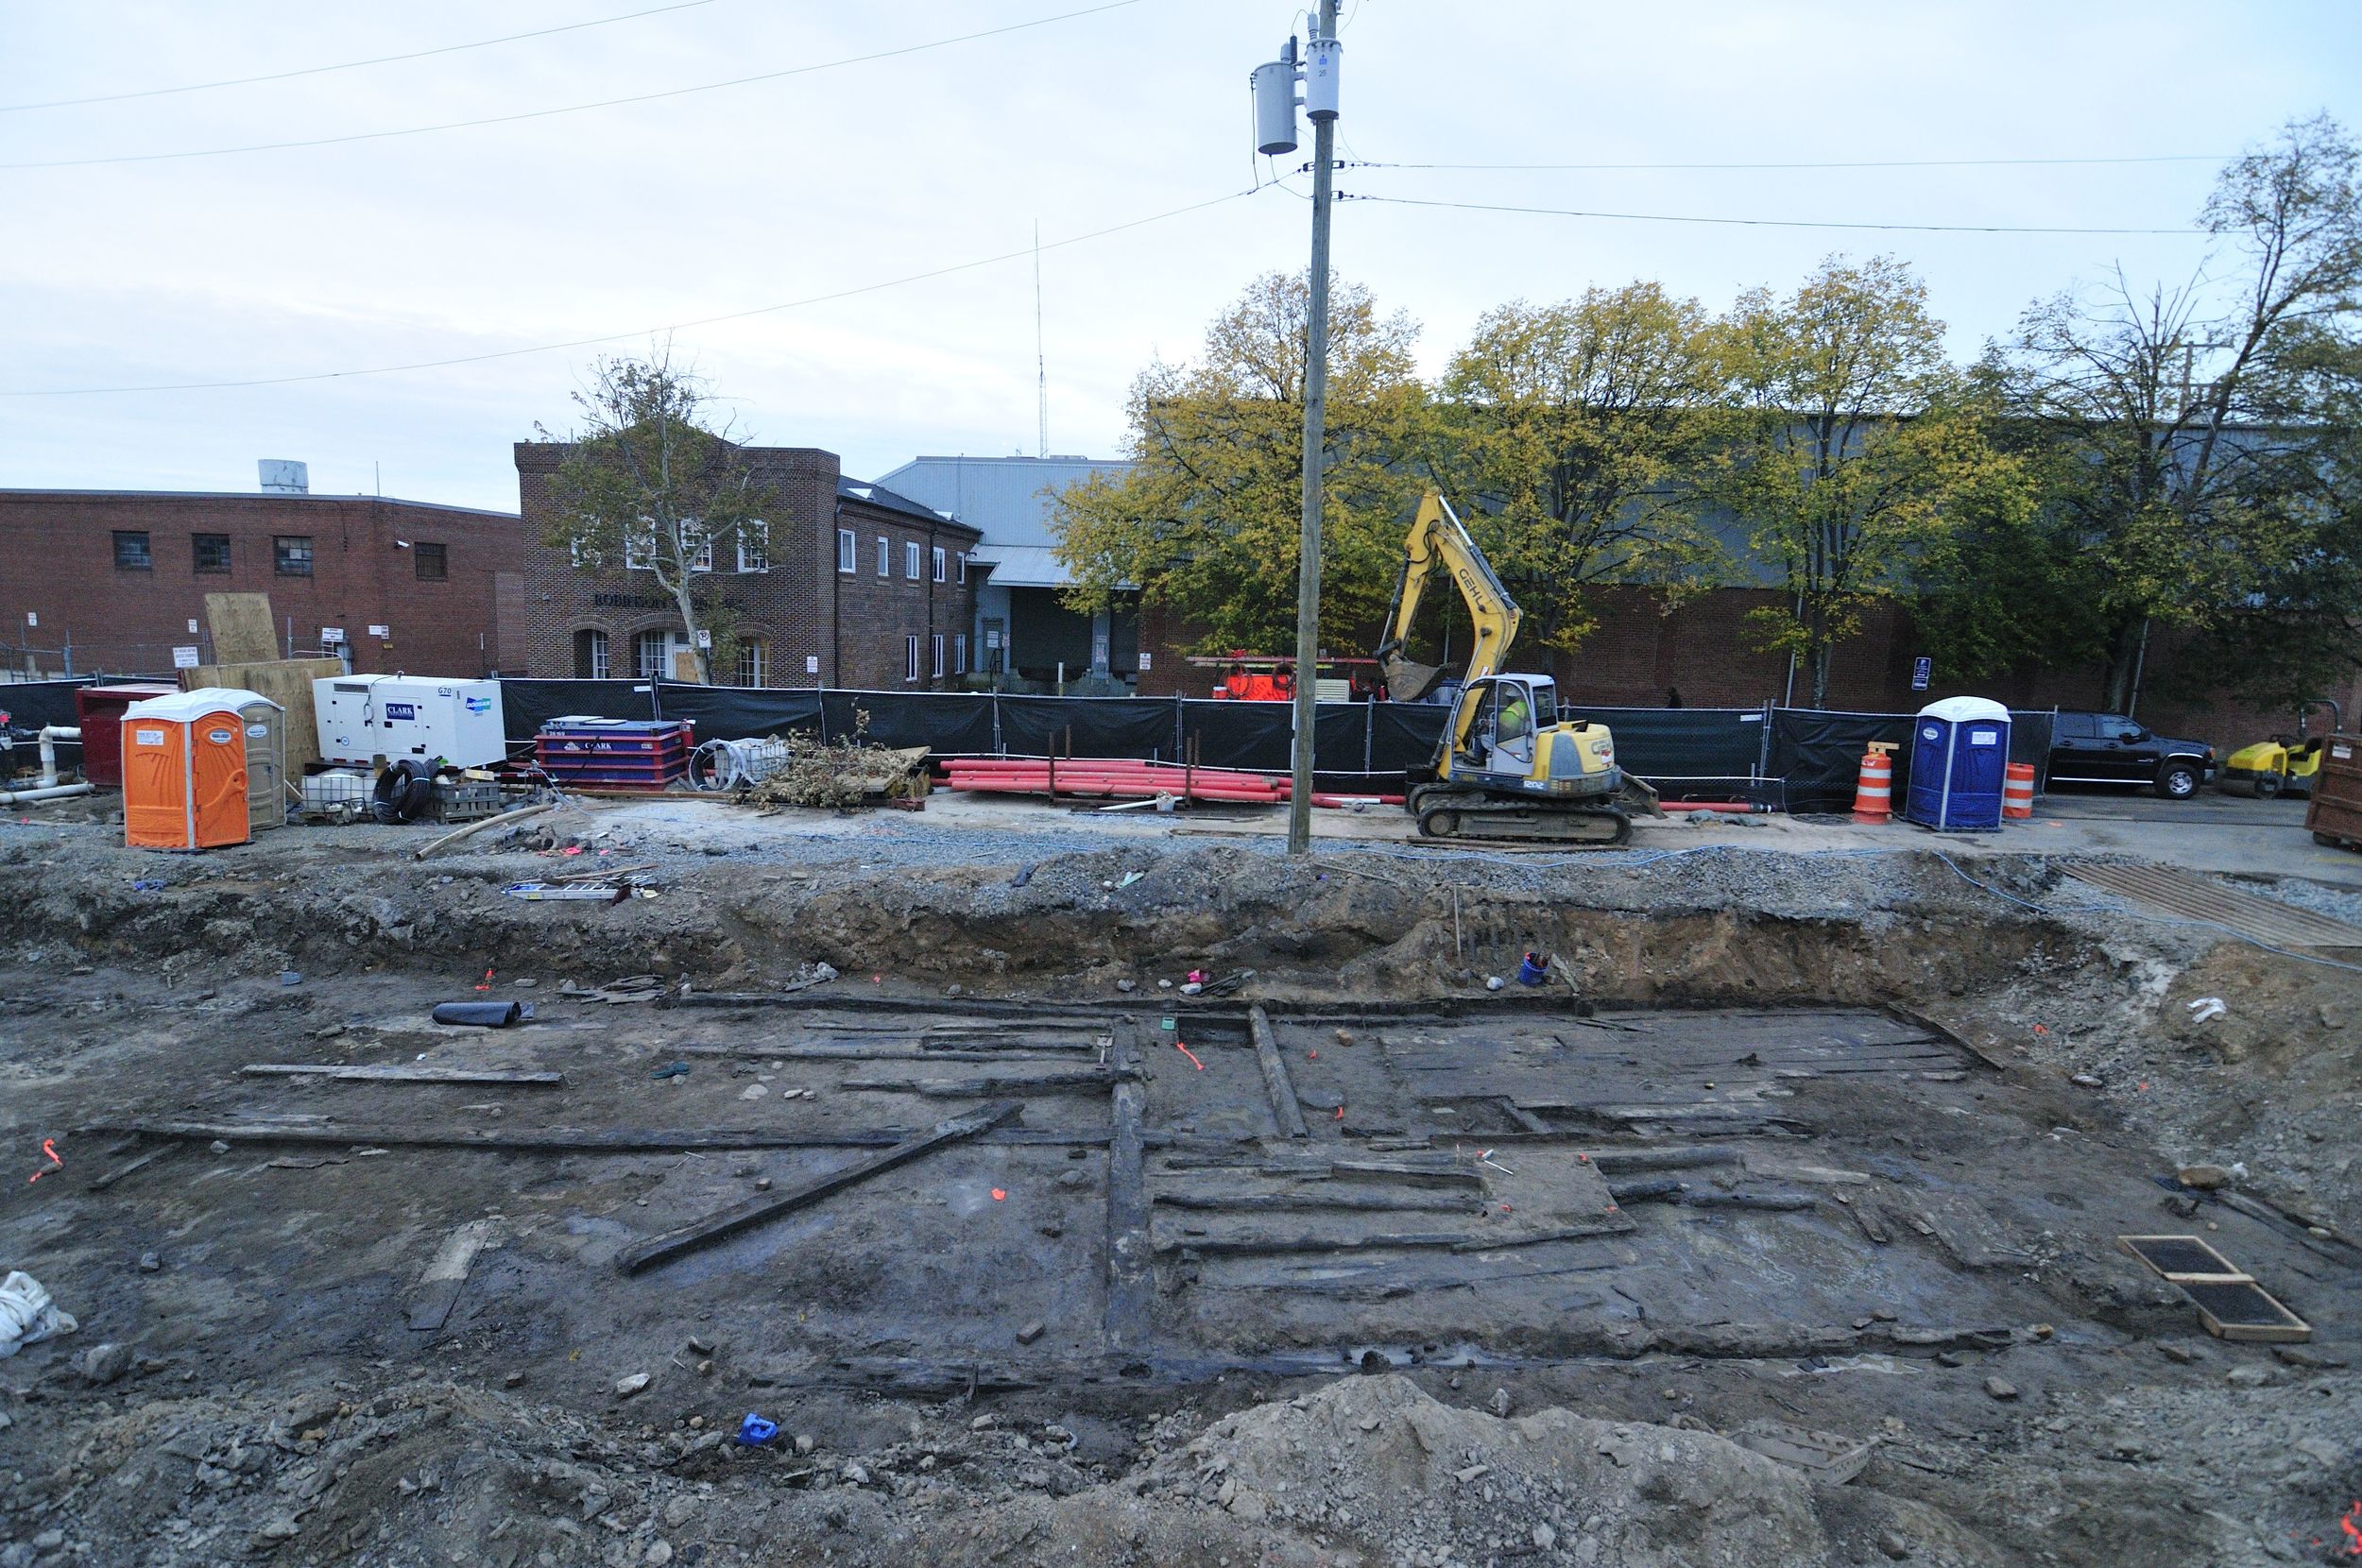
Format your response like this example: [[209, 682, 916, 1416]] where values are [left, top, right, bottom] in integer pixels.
[[493, 680, 2057, 810]]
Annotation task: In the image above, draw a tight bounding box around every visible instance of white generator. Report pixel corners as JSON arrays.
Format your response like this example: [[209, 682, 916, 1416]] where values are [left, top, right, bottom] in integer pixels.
[[314, 675, 507, 769]]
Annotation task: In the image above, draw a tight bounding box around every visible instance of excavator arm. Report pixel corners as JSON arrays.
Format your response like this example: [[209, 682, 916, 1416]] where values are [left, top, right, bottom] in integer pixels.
[[1373, 491, 1522, 702]]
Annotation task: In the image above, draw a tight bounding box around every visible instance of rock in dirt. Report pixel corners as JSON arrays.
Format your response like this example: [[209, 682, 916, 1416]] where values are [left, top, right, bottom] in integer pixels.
[[614, 1372, 651, 1398], [137, 1252, 160, 1272], [1877, 1529, 1912, 1559], [1982, 1377, 2017, 1401], [79, 1342, 132, 1385], [1016, 1320, 1046, 1345], [2177, 1163, 2233, 1190]]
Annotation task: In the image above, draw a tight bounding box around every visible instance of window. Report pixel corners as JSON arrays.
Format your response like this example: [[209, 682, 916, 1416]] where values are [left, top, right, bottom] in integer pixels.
[[737, 639, 767, 687], [904, 635, 921, 683], [192, 534, 231, 573], [956, 552, 967, 585], [952, 633, 967, 674], [573, 628, 609, 680], [876, 536, 890, 577], [905, 540, 920, 580], [687, 521, 713, 573], [635, 629, 672, 681], [624, 523, 656, 571], [932, 546, 947, 583], [414, 542, 447, 580], [112, 531, 151, 570], [931, 634, 946, 679], [836, 528, 856, 573], [274, 536, 314, 576], [736, 520, 769, 573]]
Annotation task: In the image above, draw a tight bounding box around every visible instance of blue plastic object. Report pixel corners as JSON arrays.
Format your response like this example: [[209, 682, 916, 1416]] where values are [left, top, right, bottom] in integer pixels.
[[737, 1413, 779, 1446], [1515, 952, 1548, 986], [1903, 696, 2011, 832]]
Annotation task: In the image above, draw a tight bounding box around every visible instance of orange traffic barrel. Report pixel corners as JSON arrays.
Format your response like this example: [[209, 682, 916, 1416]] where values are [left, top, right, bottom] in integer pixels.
[[2003, 762, 2036, 820], [121, 690, 254, 851], [1852, 748, 1894, 824]]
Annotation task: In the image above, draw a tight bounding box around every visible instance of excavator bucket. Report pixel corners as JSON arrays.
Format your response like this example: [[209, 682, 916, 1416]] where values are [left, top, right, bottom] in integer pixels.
[[1382, 654, 1444, 704]]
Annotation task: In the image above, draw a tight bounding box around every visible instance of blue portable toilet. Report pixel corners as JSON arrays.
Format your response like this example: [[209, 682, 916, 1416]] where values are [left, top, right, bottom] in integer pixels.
[[1904, 696, 2011, 831]]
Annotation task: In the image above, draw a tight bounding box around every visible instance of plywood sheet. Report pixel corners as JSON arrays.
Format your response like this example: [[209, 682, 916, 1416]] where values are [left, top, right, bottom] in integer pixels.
[[203, 592, 280, 664], [183, 657, 342, 772]]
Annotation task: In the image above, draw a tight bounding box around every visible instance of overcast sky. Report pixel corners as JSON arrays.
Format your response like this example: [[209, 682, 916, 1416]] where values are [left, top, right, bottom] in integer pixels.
[[3, 1, 2357, 513]]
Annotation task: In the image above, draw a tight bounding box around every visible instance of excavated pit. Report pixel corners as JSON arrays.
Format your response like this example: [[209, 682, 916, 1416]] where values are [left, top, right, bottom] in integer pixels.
[[2, 807, 2357, 1568]]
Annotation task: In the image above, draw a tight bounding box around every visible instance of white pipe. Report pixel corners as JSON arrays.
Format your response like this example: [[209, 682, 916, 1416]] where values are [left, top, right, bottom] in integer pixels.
[[39, 725, 79, 788], [0, 782, 91, 806]]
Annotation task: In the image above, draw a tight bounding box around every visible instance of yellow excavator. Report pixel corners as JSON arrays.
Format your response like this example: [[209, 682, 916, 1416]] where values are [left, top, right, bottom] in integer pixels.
[[1375, 489, 1663, 844]]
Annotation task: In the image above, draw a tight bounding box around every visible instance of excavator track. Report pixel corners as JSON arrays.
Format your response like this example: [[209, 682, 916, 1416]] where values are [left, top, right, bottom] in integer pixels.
[[1413, 791, 1633, 846]]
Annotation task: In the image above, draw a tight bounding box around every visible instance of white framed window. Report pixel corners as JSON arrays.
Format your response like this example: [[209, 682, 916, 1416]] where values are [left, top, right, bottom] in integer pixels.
[[905, 540, 921, 580], [931, 633, 946, 678], [687, 523, 713, 573], [635, 629, 672, 681], [624, 522, 655, 572], [876, 537, 889, 577], [903, 634, 921, 683], [737, 520, 769, 573], [952, 633, 967, 673], [573, 628, 609, 680], [836, 528, 856, 573], [931, 546, 947, 583], [956, 552, 967, 585], [737, 639, 767, 687]]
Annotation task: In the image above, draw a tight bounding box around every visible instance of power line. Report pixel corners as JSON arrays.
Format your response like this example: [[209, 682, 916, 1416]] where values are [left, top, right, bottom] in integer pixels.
[[0, 0, 1146, 171], [1343, 153, 2231, 173], [0, 186, 1266, 398], [1338, 192, 2201, 236], [0, 0, 724, 113]]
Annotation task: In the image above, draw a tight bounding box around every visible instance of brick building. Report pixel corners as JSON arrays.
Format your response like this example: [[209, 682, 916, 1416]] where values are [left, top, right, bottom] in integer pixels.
[[0, 472, 526, 678], [511, 443, 983, 690]]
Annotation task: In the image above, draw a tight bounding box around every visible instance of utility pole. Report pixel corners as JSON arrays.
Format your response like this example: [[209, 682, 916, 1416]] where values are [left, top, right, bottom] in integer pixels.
[[1254, 1, 1342, 855]]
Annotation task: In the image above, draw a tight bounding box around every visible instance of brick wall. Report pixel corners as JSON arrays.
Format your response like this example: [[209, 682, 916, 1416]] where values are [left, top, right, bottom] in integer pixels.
[[0, 489, 525, 679], [512, 444, 980, 690]]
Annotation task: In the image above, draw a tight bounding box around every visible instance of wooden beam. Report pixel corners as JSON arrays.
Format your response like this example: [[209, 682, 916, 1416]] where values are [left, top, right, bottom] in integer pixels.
[[838, 1069, 1120, 1097], [84, 1116, 1093, 1154], [615, 1102, 1022, 1275], [1104, 1020, 1155, 1352], [240, 1065, 565, 1086], [1248, 1006, 1309, 1140]]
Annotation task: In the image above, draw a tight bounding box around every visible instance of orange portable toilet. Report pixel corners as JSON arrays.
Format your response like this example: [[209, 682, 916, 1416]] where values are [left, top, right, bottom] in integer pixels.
[[121, 689, 255, 851]]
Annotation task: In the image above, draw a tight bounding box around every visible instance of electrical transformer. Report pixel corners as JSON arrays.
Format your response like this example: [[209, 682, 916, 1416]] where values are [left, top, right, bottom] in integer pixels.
[[314, 675, 506, 769]]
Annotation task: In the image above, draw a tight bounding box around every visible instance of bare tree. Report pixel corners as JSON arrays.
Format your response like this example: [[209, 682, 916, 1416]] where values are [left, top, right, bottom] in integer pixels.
[[538, 349, 781, 684]]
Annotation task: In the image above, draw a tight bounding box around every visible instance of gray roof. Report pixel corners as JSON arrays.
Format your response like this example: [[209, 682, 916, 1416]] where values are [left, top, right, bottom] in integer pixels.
[[0, 487, 516, 520], [872, 454, 1135, 553], [835, 475, 974, 530]]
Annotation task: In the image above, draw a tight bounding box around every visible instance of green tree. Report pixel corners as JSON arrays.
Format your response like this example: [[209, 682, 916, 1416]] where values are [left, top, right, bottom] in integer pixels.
[[1433, 284, 1726, 659], [1988, 113, 2362, 710], [539, 350, 780, 685], [1053, 271, 1429, 654], [1703, 256, 2026, 707]]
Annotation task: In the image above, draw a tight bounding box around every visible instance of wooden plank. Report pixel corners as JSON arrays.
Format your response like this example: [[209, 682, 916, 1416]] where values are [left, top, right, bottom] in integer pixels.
[[615, 1101, 1021, 1274], [84, 1116, 1097, 1153], [240, 1064, 566, 1086], [1151, 1191, 1474, 1215], [1104, 1020, 1154, 1352], [838, 1069, 1119, 1097], [405, 1219, 499, 1331], [1248, 1006, 1309, 1139], [674, 1043, 1085, 1064], [2067, 861, 2362, 950]]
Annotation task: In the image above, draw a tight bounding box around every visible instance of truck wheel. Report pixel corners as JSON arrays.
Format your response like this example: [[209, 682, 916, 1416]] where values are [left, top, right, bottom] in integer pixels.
[[2156, 762, 2199, 801]]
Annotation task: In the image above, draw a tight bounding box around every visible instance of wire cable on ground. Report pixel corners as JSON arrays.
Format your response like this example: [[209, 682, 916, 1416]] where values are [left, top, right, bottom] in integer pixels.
[[0, 0, 724, 113], [1335, 192, 2199, 237], [0, 183, 1265, 397], [0, 0, 1147, 171]]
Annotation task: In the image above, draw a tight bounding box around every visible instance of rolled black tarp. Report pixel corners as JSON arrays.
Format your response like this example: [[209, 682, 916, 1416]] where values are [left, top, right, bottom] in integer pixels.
[[431, 1000, 523, 1028]]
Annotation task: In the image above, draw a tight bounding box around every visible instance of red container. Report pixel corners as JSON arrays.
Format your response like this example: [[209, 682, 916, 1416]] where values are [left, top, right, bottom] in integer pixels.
[[74, 682, 180, 789]]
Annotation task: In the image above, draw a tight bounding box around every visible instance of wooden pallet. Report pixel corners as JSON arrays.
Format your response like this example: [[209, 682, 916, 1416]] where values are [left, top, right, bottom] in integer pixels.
[[2067, 861, 2362, 951]]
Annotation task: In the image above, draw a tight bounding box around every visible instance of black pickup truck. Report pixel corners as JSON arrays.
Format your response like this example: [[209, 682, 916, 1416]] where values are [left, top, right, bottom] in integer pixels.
[[2045, 710, 2217, 799]]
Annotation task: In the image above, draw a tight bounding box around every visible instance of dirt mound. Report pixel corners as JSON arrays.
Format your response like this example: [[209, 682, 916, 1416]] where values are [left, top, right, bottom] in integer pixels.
[[903, 1373, 2003, 1567]]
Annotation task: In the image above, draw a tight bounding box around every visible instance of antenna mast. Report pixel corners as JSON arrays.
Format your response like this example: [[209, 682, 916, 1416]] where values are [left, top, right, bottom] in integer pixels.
[[1034, 222, 1048, 460]]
